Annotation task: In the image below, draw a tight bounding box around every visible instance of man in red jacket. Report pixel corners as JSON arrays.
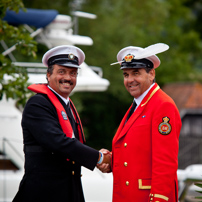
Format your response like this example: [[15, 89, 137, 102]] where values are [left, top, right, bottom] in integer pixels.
[[98, 43, 182, 202]]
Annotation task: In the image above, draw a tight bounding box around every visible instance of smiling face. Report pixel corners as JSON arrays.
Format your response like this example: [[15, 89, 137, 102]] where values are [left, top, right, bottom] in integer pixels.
[[47, 64, 78, 98], [123, 68, 155, 98]]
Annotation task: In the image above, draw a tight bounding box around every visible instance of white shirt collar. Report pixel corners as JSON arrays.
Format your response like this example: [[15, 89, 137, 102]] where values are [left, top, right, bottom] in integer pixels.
[[48, 85, 69, 105], [134, 83, 155, 108]]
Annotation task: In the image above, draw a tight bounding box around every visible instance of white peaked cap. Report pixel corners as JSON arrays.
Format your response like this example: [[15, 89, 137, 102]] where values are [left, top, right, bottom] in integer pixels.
[[111, 43, 169, 69], [42, 45, 85, 68]]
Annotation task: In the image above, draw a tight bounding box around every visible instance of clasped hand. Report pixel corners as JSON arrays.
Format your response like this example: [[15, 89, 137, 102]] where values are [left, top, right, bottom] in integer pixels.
[[97, 148, 112, 173]]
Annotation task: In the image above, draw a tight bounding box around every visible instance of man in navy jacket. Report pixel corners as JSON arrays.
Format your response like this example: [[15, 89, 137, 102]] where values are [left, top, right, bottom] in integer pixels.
[[13, 45, 110, 202]]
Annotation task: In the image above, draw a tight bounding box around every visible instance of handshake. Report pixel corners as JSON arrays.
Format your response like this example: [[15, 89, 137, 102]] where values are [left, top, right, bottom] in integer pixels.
[[96, 149, 112, 173]]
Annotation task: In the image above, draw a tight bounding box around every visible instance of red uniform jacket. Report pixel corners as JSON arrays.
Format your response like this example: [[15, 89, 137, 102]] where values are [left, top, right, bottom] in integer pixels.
[[112, 83, 182, 202]]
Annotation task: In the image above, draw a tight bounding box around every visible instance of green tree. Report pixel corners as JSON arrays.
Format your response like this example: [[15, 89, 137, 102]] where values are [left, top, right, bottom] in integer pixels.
[[2, 0, 202, 149], [0, 0, 37, 107], [72, 0, 202, 149]]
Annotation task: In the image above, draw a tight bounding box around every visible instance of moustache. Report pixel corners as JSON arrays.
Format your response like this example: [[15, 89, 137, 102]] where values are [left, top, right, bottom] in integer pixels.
[[59, 79, 73, 85]]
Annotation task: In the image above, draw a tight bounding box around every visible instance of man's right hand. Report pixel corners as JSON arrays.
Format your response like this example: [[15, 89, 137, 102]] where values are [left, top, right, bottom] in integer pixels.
[[97, 149, 112, 173]]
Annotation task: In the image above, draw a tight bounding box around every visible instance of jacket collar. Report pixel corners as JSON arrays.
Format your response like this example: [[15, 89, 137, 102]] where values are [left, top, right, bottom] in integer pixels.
[[113, 83, 160, 143]]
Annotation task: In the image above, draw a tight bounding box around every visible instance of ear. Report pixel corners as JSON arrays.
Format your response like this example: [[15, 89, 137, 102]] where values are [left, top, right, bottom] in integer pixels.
[[149, 69, 155, 82], [47, 73, 51, 82]]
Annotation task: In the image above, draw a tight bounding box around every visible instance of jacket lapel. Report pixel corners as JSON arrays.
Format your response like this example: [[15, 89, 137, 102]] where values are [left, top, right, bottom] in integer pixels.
[[113, 83, 160, 143]]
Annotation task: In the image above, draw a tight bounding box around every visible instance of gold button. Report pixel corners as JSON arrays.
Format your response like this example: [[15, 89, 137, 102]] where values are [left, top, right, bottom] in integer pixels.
[[124, 143, 127, 147], [124, 162, 128, 167], [72, 161, 75, 164], [72, 171, 75, 175], [126, 181, 129, 186]]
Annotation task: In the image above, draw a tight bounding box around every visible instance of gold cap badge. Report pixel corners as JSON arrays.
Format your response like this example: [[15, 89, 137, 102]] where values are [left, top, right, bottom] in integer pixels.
[[124, 54, 134, 62]]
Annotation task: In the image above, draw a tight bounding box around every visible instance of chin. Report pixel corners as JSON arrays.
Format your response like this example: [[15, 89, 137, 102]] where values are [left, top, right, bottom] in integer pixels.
[[130, 92, 139, 98]]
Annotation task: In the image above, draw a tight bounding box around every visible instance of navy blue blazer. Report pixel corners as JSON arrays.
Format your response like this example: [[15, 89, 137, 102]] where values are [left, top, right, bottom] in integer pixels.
[[13, 93, 99, 202]]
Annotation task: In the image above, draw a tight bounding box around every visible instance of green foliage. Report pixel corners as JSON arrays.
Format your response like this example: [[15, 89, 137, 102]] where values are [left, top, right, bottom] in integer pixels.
[[80, 0, 202, 87], [72, 91, 131, 150], [0, 55, 31, 107], [0, 1, 37, 107], [72, 0, 202, 148], [22, 0, 72, 15], [2, 0, 202, 148], [0, 0, 24, 18]]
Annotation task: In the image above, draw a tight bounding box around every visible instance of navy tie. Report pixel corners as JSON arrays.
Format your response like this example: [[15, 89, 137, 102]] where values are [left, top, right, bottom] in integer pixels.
[[126, 101, 137, 122]]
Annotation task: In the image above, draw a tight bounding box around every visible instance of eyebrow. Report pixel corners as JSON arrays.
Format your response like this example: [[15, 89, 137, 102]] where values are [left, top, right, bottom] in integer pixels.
[[132, 69, 139, 72], [123, 69, 139, 74], [58, 67, 66, 70]]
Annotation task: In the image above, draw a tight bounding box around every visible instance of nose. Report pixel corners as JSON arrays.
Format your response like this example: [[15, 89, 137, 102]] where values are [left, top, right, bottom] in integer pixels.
[[64, 72, 72, 80], [127, 74, 135, 83]]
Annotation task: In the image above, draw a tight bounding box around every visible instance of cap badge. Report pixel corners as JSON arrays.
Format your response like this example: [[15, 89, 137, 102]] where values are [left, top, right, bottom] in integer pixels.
[[158, 116, 171, 135], [68, 54, 75, 60], [124, 54, 134, 62]]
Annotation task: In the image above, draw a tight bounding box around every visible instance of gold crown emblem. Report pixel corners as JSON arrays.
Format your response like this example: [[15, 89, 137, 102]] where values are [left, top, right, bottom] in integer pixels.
[[163, 116, 170, 123], [124, 54, 134, 62]]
